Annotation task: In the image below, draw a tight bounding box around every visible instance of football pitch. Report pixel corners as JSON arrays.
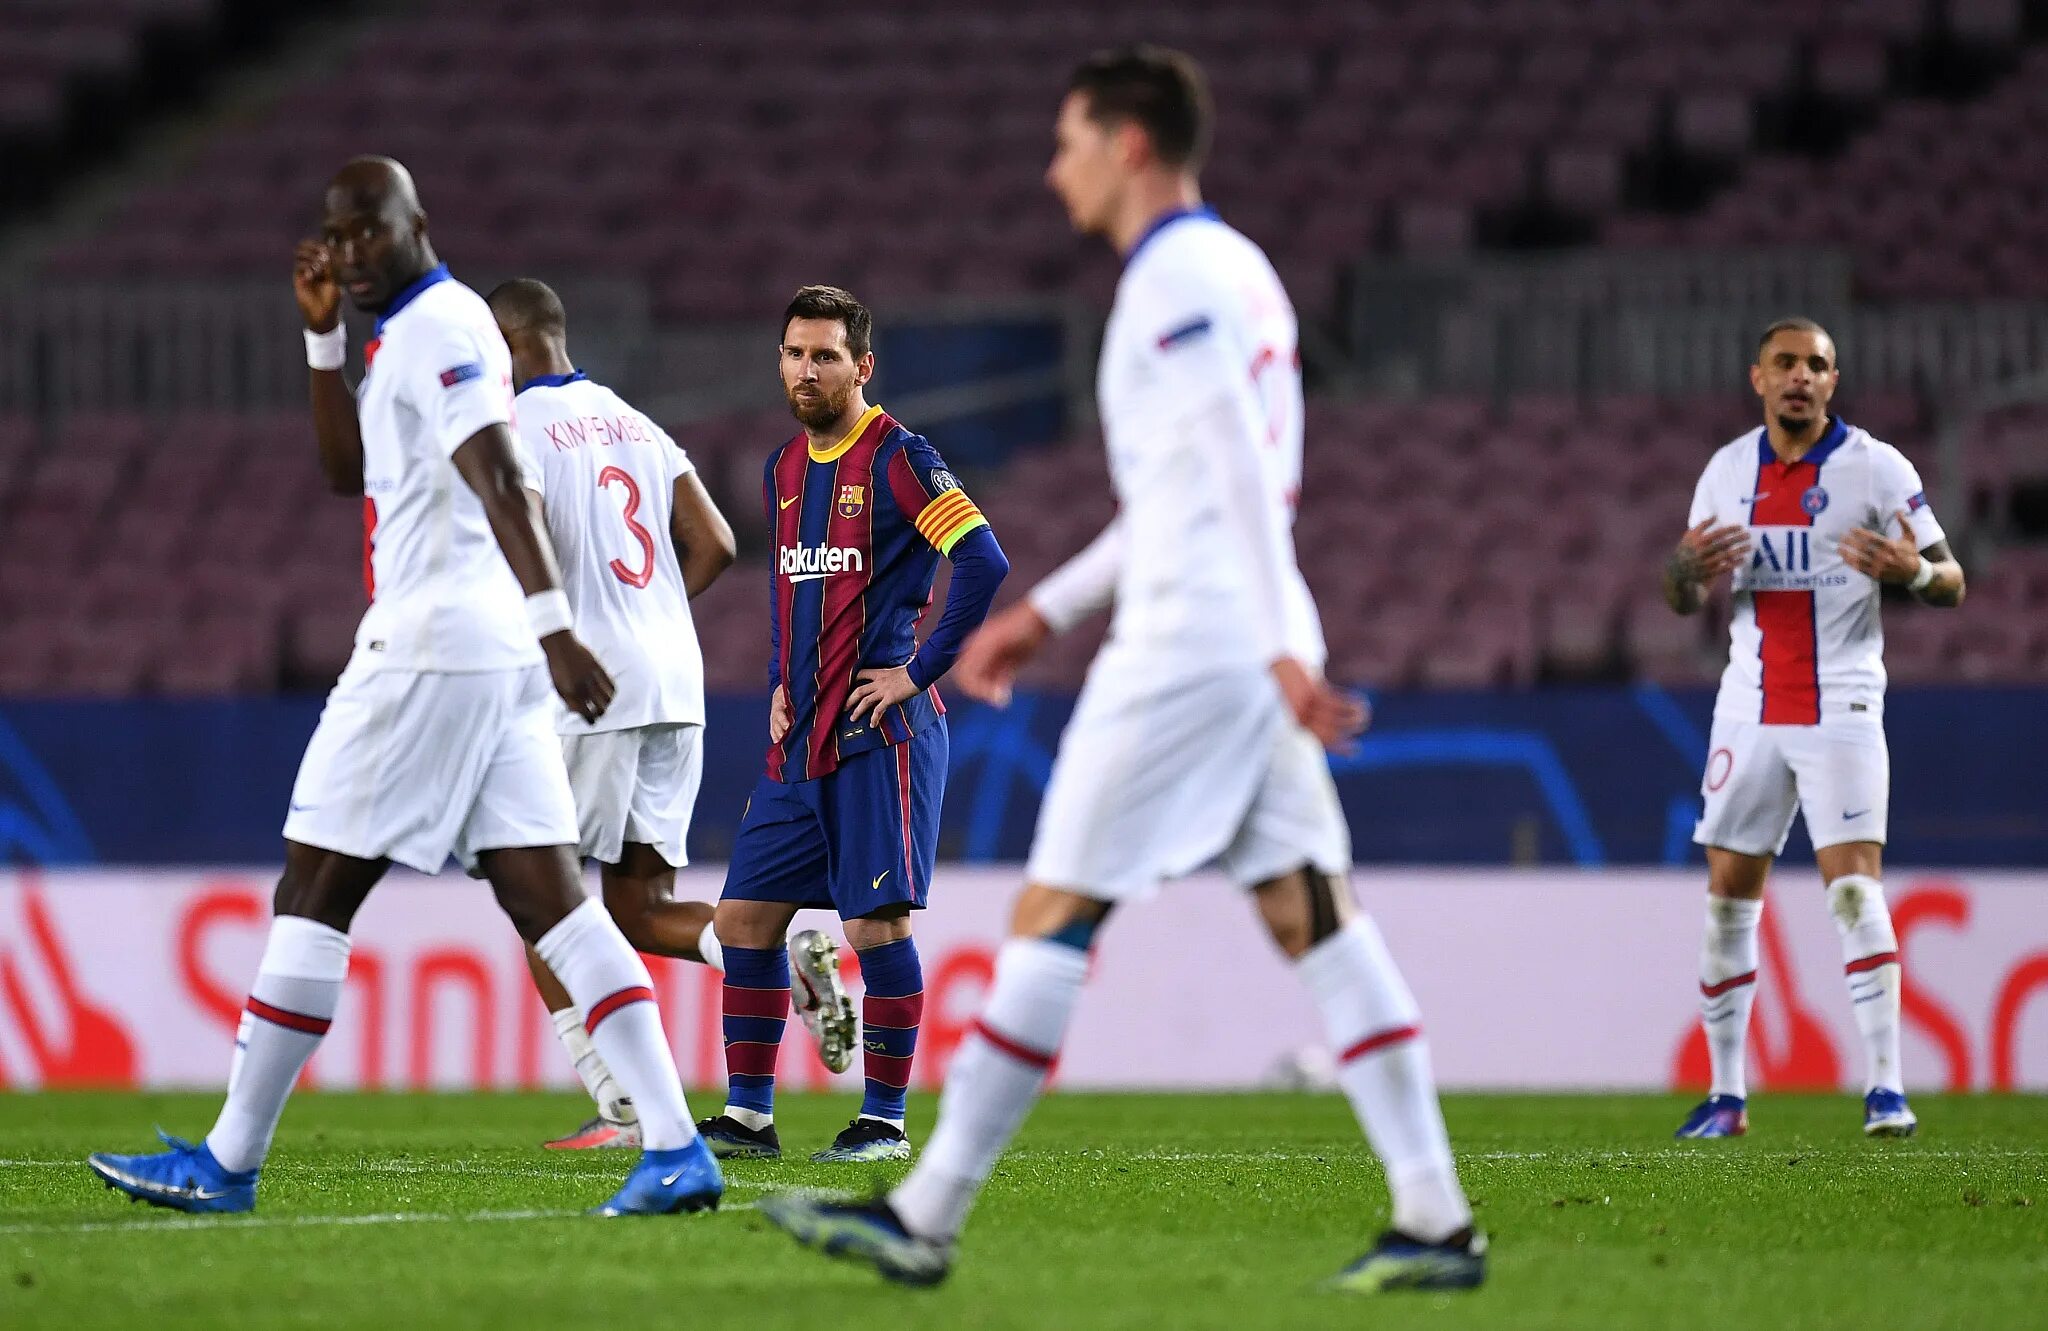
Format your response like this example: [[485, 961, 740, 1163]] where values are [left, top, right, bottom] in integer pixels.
[[0, 1092, 2041, 1329]]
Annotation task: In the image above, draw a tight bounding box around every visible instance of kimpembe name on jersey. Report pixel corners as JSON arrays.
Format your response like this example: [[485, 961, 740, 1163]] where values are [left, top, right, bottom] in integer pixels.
[[537, 411, 660, 452]]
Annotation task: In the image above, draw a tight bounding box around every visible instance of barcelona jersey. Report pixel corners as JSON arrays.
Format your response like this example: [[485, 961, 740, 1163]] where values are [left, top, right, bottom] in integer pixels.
[[765, 404, 987, 782]]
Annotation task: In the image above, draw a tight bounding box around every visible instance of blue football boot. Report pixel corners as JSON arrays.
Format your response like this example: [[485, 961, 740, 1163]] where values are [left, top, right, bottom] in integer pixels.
[[589, 1137, 724, 1216], [1327, 1228, 1488, 1293], [1675, 1094, 1748, 1139], [1863, 1088, 1918, 1138], [756, 1192, 952, 1287], [87, 1131, 258, 1214]]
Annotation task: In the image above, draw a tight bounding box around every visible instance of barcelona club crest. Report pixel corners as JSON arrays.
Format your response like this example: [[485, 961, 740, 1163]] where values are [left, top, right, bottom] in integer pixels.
[[837, 483, 866, 519]]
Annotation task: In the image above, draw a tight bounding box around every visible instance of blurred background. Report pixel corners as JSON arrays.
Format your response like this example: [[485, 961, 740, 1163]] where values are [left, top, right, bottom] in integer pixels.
[[0, 1, 2042, 1093], [4, 0, 2048, 860]]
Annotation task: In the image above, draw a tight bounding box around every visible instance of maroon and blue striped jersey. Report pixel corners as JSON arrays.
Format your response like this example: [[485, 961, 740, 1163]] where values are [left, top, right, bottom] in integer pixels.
[[765, 405, 990, 782]]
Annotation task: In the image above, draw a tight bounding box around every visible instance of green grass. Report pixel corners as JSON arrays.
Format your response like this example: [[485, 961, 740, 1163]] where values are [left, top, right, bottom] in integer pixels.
[[1, 1091, 2042, 1329]]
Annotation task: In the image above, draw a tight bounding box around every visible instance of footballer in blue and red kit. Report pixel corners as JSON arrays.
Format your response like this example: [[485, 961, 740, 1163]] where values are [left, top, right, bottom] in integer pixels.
[[705, 338, 1007, 1163], [762, 402, 988, 784]]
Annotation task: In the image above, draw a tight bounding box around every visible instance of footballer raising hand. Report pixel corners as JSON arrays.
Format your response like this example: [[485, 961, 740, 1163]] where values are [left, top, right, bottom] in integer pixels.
[[293, 239, 342, 334]]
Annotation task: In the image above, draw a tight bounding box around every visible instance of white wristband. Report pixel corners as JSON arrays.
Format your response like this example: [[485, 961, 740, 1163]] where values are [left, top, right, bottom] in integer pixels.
[[305, 323, 346, 371], [525, 589, 573, 640], [1908, 556, 1936, 592]]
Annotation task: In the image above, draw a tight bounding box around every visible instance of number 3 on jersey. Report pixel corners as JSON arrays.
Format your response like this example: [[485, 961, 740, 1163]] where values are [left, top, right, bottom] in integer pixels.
[[597, 464, 655, 589]]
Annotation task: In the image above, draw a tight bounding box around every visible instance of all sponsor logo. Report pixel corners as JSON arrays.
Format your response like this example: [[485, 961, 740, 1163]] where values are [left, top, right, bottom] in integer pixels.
[[1750, 530, 1813, 572]]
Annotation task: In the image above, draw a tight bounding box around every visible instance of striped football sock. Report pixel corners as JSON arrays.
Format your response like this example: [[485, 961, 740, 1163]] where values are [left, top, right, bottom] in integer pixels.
[[856, 936, 924, 1127], [891, 937, 1086, 1240], [533, 899, 695, 1150], [206, 914, 351, 1174], [1700, 896, 1763, 1100], [1828, 875, 1904, 1095], [721, 944, 790, 1122], [1299, 916, 1472, 1243]]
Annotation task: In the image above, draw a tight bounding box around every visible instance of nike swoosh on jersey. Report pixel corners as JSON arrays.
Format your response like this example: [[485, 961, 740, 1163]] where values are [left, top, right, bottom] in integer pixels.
[[1843, 808, 1870, 819], [872, 871, 889, 890], [1739, 493, 1772, 503], [779, 496, 799, 509]]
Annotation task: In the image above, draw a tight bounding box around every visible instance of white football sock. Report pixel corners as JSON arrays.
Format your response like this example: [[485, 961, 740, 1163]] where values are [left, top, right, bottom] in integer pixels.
[[697, 920, 724, 972], [890, 938, 1086, 1241], [1699, 896, 1763, 1100], [550, 1006, 635, 1124], [1828, 875, 1903, 1095], [534, 899, 695, 1150], [206, 915, 351, 1174], [1298, 916, 1471, 1243]]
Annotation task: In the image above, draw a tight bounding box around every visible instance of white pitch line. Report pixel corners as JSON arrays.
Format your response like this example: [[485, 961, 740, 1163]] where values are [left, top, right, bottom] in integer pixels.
[[1041, 1147, 2048, 1164], [0, 1200, 769, 1238], [0, 1207, 575, 1237], [357, 1161, 778, 1188], [0, 1159, 777, 1187], [10, 1148, 2044, 1174]]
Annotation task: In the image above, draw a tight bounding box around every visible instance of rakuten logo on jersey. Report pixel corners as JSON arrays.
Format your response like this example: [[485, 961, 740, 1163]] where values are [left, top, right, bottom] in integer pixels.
[[779, 543, 865, 583]]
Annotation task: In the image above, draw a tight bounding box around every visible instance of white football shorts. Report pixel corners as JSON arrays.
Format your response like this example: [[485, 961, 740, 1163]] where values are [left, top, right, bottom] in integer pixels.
[[1025, 659, 1352, 902], [559, 722, 702, 868], [1692, 711, 1890, 857], [283, 659, 578, 873]]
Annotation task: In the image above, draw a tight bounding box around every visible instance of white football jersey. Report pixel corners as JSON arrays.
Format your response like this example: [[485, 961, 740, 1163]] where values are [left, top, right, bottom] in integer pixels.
[[1688, 419, 1945, 723], [352, 267, 538, 673], [1032, 207, 1324, 679], [516, 372, 703, 733]]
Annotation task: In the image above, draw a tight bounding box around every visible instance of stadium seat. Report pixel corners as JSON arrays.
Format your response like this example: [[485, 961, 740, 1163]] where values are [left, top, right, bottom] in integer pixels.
[[7, 0, 2048, 698], [44, 0, 2015, 299]]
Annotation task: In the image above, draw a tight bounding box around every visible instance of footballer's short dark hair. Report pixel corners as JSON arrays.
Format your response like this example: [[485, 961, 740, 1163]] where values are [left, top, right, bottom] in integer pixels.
[[783, 284, 872, 360], [1756, 316, 1835, 363], [485, 277, 567, 339], [1068, 45, 1213, 170]]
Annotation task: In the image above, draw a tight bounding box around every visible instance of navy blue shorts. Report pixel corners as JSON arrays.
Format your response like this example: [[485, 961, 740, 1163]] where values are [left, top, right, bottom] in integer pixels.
[[722, 719, 947, 919]]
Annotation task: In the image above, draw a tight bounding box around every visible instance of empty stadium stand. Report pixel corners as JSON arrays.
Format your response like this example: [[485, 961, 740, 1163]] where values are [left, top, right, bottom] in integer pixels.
[[1, 393, 2040, 697], [4, 0, 2046, 697], [32, 0, 2040, 317]]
